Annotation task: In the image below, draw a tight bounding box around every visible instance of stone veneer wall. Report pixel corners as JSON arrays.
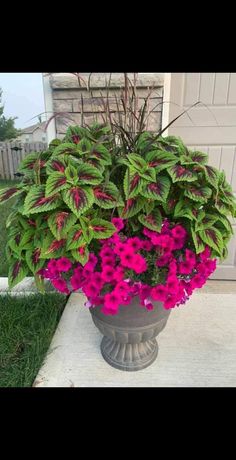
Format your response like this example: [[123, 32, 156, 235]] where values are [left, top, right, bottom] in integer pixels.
[[49, 73, 164, 138]]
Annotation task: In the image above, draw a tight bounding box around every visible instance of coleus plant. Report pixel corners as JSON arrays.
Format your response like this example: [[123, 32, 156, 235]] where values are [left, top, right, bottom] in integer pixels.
[[0, 124, 235, 313]]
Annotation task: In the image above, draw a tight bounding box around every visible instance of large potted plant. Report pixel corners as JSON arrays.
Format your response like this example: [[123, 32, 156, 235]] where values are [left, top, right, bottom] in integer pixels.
[[1, 113, 236, 371]]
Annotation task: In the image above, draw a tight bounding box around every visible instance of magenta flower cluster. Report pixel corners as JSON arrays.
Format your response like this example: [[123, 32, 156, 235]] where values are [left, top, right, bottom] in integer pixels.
[[38, 217, 217, 315]]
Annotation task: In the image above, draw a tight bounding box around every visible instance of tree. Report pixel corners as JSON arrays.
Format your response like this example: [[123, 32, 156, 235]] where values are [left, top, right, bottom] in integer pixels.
[[0, 88, 21, 141]]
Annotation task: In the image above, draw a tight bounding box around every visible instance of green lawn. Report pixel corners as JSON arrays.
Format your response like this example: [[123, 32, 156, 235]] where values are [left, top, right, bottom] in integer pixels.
[[0, 293, 67, 387], [0, 180, 19, 276]]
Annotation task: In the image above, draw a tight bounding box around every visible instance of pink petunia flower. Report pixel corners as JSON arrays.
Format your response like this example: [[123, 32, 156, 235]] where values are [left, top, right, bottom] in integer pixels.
[[120, 249, 136, 268], [156, 254, 171, 267], [52, 278, 70, 294], [47, 259, 59, 275], [102, 291, 121, 315], [111, 217, 125, 231], [88, 253, 98, 267], [199, 246, 211, 261], [166, 275, 179, 293], [164, 294, 177, 310], [191, 274, 206, 289], [83, 282, 100, 298], [172, 237, 185, 250], [70, 274, 83, 291], [126, 237, 142, 252], [56, 257, 72, 272], [101, 265, 116, 282], [114, 242, 127, 256], [113, 267, 125, 282], [151, 285, 167, 301], [185, 249, 196, 265], [102, 256, 116, 267], [140, 240, 153, 251], [179, 260, 194, 275], [171, 225, 187, 239], [132, 254, 147, 274]]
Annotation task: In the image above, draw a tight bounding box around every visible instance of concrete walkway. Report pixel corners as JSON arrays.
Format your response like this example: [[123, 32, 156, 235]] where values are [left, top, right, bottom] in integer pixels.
[[34, 281, 236, 387]]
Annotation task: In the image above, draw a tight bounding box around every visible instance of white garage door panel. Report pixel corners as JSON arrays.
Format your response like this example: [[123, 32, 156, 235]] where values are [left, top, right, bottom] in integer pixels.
[[165, 73, 236, 279]]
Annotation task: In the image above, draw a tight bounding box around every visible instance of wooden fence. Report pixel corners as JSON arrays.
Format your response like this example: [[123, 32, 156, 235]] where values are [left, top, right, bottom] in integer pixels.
[[0, 142, 48, 180]]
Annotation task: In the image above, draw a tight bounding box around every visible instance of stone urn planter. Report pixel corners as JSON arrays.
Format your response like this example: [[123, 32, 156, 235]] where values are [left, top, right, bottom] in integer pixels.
[[90, 298, 171, 371]]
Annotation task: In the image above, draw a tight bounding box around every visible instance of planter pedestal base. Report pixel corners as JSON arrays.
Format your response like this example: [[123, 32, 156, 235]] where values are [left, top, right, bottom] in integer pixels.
[[101, 336, 158, 372]]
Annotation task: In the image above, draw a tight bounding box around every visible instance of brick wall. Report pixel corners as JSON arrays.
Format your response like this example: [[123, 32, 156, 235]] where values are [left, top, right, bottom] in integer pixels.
[[49, 73, 164, 138]]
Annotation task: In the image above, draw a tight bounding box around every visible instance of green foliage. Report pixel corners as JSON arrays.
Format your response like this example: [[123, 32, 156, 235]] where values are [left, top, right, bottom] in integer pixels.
[[0, 88, 21, 141], [0, 123, 235, 290]]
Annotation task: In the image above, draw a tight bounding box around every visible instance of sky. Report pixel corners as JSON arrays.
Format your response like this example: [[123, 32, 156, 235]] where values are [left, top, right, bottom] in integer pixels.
[[0, 73, 45, 129]]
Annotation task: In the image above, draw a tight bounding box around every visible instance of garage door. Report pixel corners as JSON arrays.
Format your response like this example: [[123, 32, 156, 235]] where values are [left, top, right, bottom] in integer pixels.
[[163, 73, 236, 279]]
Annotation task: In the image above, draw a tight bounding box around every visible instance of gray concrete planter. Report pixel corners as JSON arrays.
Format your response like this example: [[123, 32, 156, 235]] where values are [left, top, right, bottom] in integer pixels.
[[90, 298, 171, 372]]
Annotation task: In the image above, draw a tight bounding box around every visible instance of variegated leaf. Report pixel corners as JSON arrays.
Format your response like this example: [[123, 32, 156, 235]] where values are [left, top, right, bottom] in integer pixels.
[[8, 260, 28, 289], [94, 182, 124, 209], [77, 163, 103, 185], [89, 144, 112, 165], [119, 197, 145, 218], [23, 186, 62, 215], [123, 168, 144, 199], [202, 165, 219, 189], [0, 187, 24, 204], [167, 164, 198, 183], [89, 219, 116, 239], [66, 225, 87, 250], [184, 185, 212, 203], [138, 208, 162, 232], [71, 245, 89, 265], [198, 227, 223, 256], [191, 227, 205, 254], [140, 176, 171, 202], [25, 248, 45, 274], [62, 186, 94, 217], [145, 150, 177, 173], [45, 172, 69, 196], [48, 211, 77, 240]]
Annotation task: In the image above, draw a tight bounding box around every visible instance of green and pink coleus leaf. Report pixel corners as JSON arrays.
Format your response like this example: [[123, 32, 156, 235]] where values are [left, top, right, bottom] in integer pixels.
[[53, 142, 79, 156], [66, 225, 87, 251], [0, 186, 24, 204], [126, 153, 148, 172], [184, 185, 212, 203], [145, 150, 177, 173], [39, 234, 67, 259], [86, 157, 105, 173], [195, 212, 219, 231], [48, 211, 77, 240], [180, 150, 208, 165], [93, 182, 124, 209], [23, 185, 62, 215], [140, 175, 171, 202], [167, 164, 198, 183], [89, 144, 112, 165], [138, 208, 162, 232], [45, 155, 69, 174], [8, 259, 28, 289], [201, 165, 219, 189], [45, 172, 69, 196], [119, 197, 145, 218], [25, 248, 45, 274], [215, 196, 231, 216], [198, 227, 223, 256], [174, 198, 199, 221], [77, 163, 103, 185], [76, 138, 93, 154], [71, 245, 89, 265], [123, 168, 145, 199], [191, 227, 205, 254], [88, 218, 116, 239], [8, 229, 34, 256], [62, 186, 94, 218]]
